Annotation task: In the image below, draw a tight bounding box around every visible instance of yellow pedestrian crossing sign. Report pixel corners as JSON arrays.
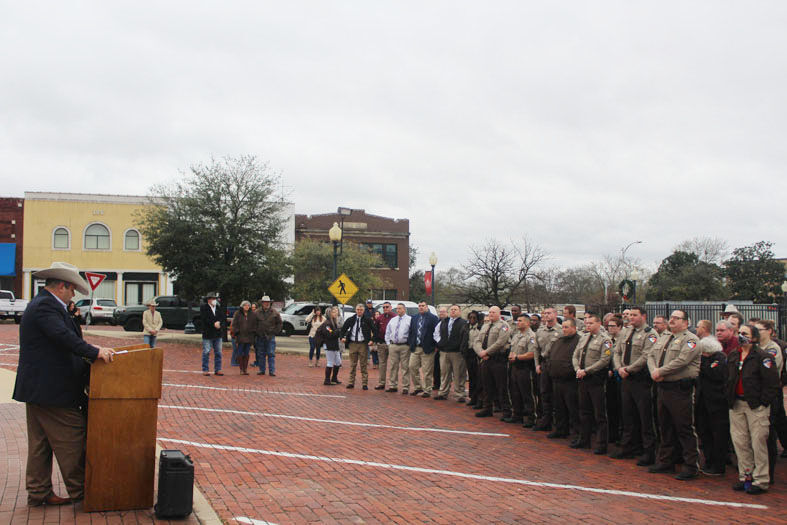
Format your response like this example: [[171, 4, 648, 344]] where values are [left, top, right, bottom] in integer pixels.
[[328, 273, 359, 304]]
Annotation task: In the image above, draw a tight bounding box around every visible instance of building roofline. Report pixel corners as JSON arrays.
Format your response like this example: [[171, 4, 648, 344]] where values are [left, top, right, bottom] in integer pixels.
[[295, 211, 409, 223], [24, 192, 164, 205]]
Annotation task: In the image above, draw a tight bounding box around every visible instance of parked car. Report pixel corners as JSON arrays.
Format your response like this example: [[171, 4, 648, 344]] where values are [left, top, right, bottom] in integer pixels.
[[372, 300, 437, 317], [113, 295, 201, 332], [0, 289, 28, 323], [75, 297, 117, 325], [279, 302, 354, 336]]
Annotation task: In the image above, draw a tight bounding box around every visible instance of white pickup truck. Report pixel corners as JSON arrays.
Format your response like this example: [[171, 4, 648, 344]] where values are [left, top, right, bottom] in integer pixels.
[[0, 290, 28, 323]]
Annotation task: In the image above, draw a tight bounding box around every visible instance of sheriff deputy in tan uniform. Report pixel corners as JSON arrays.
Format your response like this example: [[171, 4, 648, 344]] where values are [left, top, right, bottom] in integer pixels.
[[572, 313, 612, 453], [611, 306, 658, 465], [505, 314, 537, 426], [533, 307, 562, 431], [646, 309, 701, 481], [474, 306, 511, 418]]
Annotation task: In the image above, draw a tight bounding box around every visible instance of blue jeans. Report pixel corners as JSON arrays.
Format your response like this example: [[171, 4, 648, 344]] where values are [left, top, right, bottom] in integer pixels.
[[230, 338, 239, 366], [202, 337, 222, 372], [143, 335, 157, 348], [236, 342, 251, 357], [308, 336, 321, 361], [255, 336, 276, 374]]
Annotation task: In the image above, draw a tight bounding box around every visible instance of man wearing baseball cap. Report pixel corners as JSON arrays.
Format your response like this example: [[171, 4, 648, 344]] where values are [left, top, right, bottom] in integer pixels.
[[13, 262, 114, 506]]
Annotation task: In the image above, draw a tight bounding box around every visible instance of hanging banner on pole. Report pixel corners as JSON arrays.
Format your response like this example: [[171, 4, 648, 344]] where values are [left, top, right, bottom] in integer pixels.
[[424, 271, 432, 296]]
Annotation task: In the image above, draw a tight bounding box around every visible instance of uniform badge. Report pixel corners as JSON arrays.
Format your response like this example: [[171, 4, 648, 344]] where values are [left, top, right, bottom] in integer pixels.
[[763, 358, 773, 369], [710, 361, 719, 368], [605, 349, 611, 356], [530, 338, 535, 344], [768, 348, 778, 356], [687, 341, 696, 350], [648, 335, 657, 344], [603, 340, 612, 349]]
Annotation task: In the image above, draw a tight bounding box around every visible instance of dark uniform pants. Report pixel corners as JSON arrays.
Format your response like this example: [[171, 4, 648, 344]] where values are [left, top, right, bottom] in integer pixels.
[[482, 357, 510, 415], [465, 353, 482, 404], [25, 404, 87, 504], [606, 373, 622, 442], [537, 362, 553, 427], [656, 382, 699, 469], [620, 376, 655, 454], [696, 397, 729, 471], [510, 363, 535, 422], [552, 377, 579, 438], [578, 373, 607, 447]]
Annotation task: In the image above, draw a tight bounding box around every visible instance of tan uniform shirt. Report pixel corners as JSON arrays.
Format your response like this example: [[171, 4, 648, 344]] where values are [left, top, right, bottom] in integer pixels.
[[473, 320, 511, 357], [534, 323, 562, 366], [573, 331, 613, 375], [647, 328, 700, 381], [612, 324, 657, 373], [510, 328, 537, 360], [468, 325, 482, 356], [761, 340, 784, 376]]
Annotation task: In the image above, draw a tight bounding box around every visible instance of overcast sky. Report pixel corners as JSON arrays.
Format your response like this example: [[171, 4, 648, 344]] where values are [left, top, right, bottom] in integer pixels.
[[2, 2, 785, 272]]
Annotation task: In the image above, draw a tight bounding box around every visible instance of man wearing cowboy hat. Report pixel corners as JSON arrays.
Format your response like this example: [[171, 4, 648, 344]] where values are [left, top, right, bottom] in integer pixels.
[[142, 299, 163, 348], [200, 291, 225, 376], [13, 262, 114, 506], [254, 295, 282, 376]]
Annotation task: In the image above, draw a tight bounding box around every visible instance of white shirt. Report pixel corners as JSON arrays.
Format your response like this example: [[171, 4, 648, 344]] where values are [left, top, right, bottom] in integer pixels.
[[385, 314, 411, 345], [433, 317, 457, 344]]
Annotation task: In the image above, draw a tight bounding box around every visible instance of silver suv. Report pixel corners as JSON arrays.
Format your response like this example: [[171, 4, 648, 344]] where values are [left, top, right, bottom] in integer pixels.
[[279, 302, 354, 336], [75, 298, 118, 325]]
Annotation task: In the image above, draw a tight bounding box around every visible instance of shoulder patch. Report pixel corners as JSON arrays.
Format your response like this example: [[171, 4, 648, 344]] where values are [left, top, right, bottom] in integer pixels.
[[768, 348, 778, 356], [603, 340, 612, 349], [648, 334, 657, 344], [763, 358, 773, 369], [530, 338, 536, 344], [710, 361, 719, 368], [687, 341, 697, 350]]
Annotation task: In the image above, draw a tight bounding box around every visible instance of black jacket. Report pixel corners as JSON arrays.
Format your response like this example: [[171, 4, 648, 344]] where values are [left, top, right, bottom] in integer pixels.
[[726, 347, 781, 410], [315, 318, 342, 351], [408, 312, 440, 354], [13, 289, 98, 408], [436, 317, 468, 353], [341, 314, 373, 348], [549, 333, 580, 379], [698, 351, 727, 410], [200, 302, 225, 340]]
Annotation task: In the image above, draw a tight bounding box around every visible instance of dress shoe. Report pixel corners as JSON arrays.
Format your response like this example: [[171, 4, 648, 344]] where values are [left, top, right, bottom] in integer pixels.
[[30, 494, 71, 506], [385, 388, 397, 393], [648, 463, 674, 474], [475, 409, 493, 417], [434, 395, 446, 400], [700, 466, 725, 476], [269, 373, 276, 377], [546, 431, 567, 439], [257, 371, 265, 375], [346, 384, 354, 389], [746, 485, 766, 495], [410, 389, 423, 396], [502, 416, 522, 424], [610, 450, 636, 460], [466, 399, 475, 406], [593, 447, 608, 455], [457, 397, 466, 403], [636, 451, 655, 466], [675, 468, 699, 481], [204, 372, 211, 376], [569, 441, 589, 449], [214, 371, 224, 376], [532, 424, 551, 432], [732, 481, 745, 491], [523, 419, 535, 428], [421, 392, 430, 398], [401, 389, 409, 395], [362, 385, 368, 390], [471, 403, 484, 410], [374, 385, 385, 390]]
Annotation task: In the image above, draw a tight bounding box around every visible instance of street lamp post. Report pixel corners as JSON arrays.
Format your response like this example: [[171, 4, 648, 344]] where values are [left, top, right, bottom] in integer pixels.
[[337, 207, 352, 256], [329, 222, 342, 306], [781, 280, 787, 340], [631, 268, 640, 305], [429, 252, 438, 306]]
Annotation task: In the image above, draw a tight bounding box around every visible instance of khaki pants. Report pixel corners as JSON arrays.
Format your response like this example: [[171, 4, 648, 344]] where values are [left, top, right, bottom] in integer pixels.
[[376, 343, 389, 387], [730, 400, 771, 489], [387, 343, 410, 390], [347, 342, 369, 386], [25, 404, 87, 503], [438, 351, 467, 399], [409, 346, 435, 394]]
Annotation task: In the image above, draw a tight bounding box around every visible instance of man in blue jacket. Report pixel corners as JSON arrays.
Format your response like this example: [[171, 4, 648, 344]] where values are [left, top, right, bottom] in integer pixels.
[[408, 301, 440, 398], [13, 262, 114, 506]]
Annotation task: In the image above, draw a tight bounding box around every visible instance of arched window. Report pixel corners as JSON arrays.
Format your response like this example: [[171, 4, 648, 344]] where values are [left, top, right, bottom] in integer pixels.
[[84, 223, 111, 250], [53, 227, 70, 249], [124, 229, 140, 251]]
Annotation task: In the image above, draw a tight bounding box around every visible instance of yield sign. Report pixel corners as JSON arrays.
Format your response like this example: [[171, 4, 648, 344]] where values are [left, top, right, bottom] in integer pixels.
[[85, 272, 106, 291]]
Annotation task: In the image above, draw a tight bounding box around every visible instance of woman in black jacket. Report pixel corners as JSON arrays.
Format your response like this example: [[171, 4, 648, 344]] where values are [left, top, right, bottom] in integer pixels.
[[726, 324, 780, 494], [315, 306, 342, 385]]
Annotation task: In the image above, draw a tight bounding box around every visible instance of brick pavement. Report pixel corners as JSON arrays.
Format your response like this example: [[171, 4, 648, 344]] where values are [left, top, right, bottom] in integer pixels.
[[1, 322, 786, 524]]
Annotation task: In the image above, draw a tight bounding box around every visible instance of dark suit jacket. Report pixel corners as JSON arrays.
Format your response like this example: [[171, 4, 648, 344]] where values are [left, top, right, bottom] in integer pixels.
[[341, 314, 373, 348], [436, 317, 468, 353], [13, 289, 99, 408], [408, 312, 440, 354], [200, 302, 225, 339]]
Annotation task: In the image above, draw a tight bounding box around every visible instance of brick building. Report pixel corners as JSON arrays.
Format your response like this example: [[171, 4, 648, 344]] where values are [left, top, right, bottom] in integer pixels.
[[0, 198, 24, 296], [295, 209, 410, 300]]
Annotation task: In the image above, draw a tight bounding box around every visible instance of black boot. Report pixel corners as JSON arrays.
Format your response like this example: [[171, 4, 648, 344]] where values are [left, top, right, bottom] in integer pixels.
[[324, 367, 332, 385], [331, 366, 342, 385]]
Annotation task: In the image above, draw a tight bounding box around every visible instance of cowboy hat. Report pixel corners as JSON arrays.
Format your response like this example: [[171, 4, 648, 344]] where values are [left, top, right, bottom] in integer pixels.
[[33, 262, 91, 295], [146, 299, 159, 307], [722, 304, 739, 314], [205, 291, 219, 299], [259, 295, 271, 302]]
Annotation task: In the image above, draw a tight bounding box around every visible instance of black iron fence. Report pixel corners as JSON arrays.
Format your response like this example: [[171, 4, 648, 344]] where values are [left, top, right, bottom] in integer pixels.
[[586, 302, 787, 341]]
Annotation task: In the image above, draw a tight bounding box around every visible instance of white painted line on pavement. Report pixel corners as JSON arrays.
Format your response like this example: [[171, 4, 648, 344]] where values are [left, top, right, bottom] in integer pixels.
[[158, 438, 769, 510], [0, 361, 18, 367], [163, 382, 346, 399], [0, 345, 19, 353], [160, 404, 510, 437], [235, 518, 278, 525]]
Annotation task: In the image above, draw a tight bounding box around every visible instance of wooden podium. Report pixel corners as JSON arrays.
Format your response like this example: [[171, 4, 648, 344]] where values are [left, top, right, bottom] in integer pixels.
[[84, 344, 163, 512]]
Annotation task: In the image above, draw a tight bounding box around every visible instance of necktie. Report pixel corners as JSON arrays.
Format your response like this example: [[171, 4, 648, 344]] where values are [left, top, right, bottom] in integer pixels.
[[658, 335, 675, 367], [417, 316, 424, 345], [355, 317, 361, 341], [482, 325, 490, 350], [579, 334, 593, 369], [623, 329, 636, 365], [395, 317, 402, 343], [448, 318, 453, 337]]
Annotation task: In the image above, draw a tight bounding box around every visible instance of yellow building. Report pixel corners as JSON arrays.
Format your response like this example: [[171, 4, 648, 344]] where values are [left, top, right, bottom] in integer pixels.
[[22, 192, 172, 304]]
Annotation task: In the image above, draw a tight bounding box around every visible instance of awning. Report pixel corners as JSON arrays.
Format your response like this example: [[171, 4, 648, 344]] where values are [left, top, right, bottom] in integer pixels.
[[0, 243, 16, 276]]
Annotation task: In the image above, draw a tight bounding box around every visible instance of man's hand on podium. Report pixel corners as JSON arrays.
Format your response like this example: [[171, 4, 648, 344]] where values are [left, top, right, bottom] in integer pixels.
[[97, 347, 115, 363]]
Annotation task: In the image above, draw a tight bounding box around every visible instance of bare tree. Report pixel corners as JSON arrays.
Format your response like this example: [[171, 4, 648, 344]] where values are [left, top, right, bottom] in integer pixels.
[[674, 236, 729, 264]]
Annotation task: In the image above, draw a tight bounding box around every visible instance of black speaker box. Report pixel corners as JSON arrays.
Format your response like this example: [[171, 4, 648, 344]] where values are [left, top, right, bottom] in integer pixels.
[[154, 449, 194, 518]]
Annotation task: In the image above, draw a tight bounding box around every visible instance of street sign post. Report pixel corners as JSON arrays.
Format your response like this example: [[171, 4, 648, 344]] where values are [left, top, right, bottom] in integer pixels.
[[85, 272, 107, 291], [328, 273, 358, 305]]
